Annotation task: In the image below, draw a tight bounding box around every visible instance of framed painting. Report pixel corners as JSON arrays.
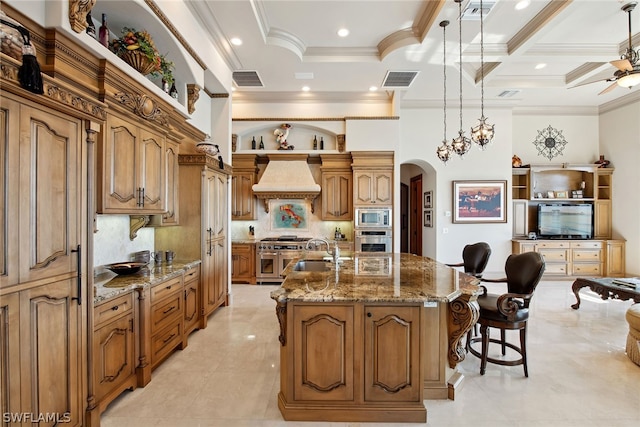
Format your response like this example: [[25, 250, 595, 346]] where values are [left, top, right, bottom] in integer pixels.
[[424, 209, 433, 227], [453, 180, 507, 223], [270, 200, 309, 231], [424, 190, 433, 209]]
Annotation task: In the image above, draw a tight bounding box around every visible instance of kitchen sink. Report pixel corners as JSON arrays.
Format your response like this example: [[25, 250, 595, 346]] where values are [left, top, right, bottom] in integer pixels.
[[293, 260, 331, 272]]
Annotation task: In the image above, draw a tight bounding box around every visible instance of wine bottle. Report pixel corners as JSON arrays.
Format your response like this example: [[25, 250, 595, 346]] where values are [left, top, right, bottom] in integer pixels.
[[169, 83, 178, 99], [259, 136, 264, 149], [251, 136, 256, 150], [98, 13, 109, 48], [313, 135, 318, 150], [320, 137, 324, 150], [85, 11, 96, 38]]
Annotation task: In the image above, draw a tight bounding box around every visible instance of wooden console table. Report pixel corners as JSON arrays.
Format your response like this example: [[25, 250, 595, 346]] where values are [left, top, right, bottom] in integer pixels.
[[571, 277, 640, 309]]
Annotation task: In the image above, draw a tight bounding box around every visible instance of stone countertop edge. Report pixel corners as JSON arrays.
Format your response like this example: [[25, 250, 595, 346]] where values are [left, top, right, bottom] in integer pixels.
[[94, 259, 202, 304], [270, 253, 481, 304]]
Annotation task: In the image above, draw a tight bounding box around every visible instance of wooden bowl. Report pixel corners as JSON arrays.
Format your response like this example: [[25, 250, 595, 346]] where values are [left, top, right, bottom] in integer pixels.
[[105, 262, 147, 275]]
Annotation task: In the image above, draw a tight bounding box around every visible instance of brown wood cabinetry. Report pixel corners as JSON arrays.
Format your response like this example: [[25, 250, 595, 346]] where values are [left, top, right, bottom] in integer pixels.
[[183, 265, 201, 336], [98, 113, 166, 214], [320, 154, 353, 220], [231, 243, 256, 284], [0, 94, 86, 425], [150, 140, 180, 226], [231, 154, 258, 220], [280, 301, 424, 422], [92, 293, 137, 415], [150, 276, 184, 368], [351, 152, 393, 206]]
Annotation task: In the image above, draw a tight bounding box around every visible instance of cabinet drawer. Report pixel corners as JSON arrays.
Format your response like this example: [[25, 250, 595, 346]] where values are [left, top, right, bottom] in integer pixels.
[[536, 241, 569, 249], [573, 250, 602, 262], [184, 266, 200, 283], [538, 249, 568, 262], [544, 264, 568, 275], [151, 292, 183, 334], [151, 276, 182, 302], [572, 263, 602, 276], [151, 321, 182, 365], [94, 292, 134, 328], [571, 241, 603, 249]]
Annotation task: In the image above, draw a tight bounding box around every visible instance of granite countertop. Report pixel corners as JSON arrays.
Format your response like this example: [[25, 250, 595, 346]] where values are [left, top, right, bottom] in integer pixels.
[[94, 259, 201, 304], [232, 239, 259, 244], [270, 253, 481, 304]]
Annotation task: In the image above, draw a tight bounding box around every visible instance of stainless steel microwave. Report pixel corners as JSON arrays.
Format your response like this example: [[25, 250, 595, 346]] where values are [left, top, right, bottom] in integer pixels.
[[355, 207, 391, 228]]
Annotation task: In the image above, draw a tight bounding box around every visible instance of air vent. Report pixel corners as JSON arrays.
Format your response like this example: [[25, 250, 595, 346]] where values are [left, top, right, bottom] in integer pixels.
[[382, 71, 419, 88], [461, 1, 496, 20], [232, 71, 263, 87], [498, 89, 521, 98]]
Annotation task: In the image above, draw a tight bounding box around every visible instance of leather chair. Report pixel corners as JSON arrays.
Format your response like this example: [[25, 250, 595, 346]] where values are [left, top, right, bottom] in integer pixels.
[[445, 242, 492, 278], [468, 251, 545, 377]]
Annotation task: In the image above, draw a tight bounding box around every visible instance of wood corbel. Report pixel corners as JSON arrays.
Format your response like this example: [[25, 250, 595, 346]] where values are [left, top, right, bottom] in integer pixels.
[[447, 294, 479, 369], [129, 215, 150, 240], [68, 0, 96, 33]]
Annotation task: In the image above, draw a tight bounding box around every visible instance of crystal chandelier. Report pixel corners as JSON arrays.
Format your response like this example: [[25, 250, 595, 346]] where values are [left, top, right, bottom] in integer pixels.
[[470, 0, 495, 149], [436, 20, 453, 164], [451, 0, 471, 157]]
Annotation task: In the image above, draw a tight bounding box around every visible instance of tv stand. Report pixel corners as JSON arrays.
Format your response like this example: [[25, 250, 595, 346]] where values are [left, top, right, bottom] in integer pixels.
[[512, 238, 625, 279]]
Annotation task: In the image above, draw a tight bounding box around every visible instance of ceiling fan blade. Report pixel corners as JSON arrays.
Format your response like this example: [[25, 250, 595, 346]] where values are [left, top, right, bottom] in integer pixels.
[[569, 76, 614, 89], [611, 59, 633, 71], [598, 82, 618, 95]]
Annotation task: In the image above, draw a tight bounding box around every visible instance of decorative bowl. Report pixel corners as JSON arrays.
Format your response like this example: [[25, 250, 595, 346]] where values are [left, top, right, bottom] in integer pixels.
[[105, 262, 147, 275], [196, 142, 219, 155]]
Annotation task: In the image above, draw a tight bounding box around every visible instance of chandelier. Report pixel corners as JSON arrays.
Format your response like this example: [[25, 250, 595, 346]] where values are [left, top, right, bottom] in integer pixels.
[[451, 0, 471, 157], [470, 0, 495, 148], [436, 20, 453, 164]]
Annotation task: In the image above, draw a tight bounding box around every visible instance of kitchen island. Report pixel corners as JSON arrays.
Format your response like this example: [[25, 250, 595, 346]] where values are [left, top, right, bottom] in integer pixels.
[[271, 253, 481, 423]]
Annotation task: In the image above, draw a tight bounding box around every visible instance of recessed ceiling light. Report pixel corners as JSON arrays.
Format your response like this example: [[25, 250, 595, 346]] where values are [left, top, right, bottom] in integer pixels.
[[230, 37, 243, 46], [369, 86, 378, 91], [515, 0, 530, 10], [535, 63, 547, 70], [302, 86, 310, 92], [337, 28, 349, 37]]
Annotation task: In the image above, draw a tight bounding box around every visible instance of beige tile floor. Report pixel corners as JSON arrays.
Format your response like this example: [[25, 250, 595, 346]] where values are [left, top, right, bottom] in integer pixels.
[[101, 281, 640, 426]]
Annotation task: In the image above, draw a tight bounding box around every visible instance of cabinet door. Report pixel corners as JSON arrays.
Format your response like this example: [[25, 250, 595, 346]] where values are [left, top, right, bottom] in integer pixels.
[[231, 172, 255, 220], [19, 105, 82, 284], [138, 127, 165, 212], [184, 272, 200, 335], [160, 140, 179, 225], [232, 244, 254, 282], [606, 240, 626, 277], [354, 171, 374, 204], [354, 171, 392, 205], [0, 97, 19, 288], [20, 279, 83, 425], [204, 170, 227, 240], [594, 200, 611, 239], [373, 172, 392, 204], [364, 305, 421, 402], [512, 200, 528, 237], [102, 115, 139, 211], [213, 239, 227, 307], [292, 304, 354, 401], [0, 293, 21, 419], [94, 314, 135, 402], [321, 172, 352, 220]]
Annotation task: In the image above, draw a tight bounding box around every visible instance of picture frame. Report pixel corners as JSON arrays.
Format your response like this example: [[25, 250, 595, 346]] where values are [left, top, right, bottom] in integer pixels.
[[424, 209, 433, 227], [453, 180, 507, 223], [270, 199, 309, 231], [547, 191, 555, 198], [555, 190, 568, 198], [424, 190, 433, 209]]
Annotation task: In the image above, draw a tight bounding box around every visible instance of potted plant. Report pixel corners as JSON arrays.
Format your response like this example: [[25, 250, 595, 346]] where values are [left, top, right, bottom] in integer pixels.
[[110, 27, 174, 86]]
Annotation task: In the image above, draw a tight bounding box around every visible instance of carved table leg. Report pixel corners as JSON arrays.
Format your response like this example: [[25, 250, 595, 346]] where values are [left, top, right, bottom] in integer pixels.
[[571, 279, 590, 310], [447, 294, 479, 369]]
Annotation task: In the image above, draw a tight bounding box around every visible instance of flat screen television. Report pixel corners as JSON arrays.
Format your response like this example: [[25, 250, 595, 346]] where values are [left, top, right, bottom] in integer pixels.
[[537, 203, 593, 239]]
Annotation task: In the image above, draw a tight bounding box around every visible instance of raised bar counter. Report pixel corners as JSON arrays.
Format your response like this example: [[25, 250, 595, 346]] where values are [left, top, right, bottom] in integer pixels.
[[270, 253, 481, 423]]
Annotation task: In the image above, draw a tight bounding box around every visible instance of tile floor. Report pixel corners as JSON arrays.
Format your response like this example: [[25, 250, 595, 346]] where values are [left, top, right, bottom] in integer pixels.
[[101, 281, 640, 426]]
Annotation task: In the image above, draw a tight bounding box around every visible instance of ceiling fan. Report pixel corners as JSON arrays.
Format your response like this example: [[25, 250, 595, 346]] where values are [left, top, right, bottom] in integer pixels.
[[577, 2, 640, 95]]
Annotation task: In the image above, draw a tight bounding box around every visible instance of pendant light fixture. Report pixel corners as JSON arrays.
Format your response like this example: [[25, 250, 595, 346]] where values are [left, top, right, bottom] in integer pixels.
[[436, 20, 453, 164], [470, 0, 495, 149], [451, 0, 471, 157]]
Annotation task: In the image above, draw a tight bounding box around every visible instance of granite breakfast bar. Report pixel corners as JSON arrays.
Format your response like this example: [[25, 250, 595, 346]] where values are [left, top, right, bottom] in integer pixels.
[[271, 253, 482, 423]]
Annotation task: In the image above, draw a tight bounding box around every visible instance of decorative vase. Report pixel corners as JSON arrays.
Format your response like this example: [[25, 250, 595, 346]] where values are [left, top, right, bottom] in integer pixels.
[[594, 155, 610, 168], [119, 49, 156, 75]]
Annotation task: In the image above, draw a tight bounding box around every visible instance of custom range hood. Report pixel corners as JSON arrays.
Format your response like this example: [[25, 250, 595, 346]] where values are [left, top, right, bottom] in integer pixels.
[[252, 154, 321, 212]]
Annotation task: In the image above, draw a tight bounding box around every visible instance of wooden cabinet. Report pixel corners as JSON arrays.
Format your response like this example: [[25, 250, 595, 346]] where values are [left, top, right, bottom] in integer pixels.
[[351, 152, 394, 206], [150, 276, 184, 368], [98, 113, 166, 214], [320, 154, 353, 220], [512, 239, 624, 278], [231, 243, 256, 284], [183, 265, 201, 336], [0, 95, 85, 425], [151, 139, 180, 226], [594, 168, 613, 238], [512, 199, 528, 237], [92, 292, 137, 414], [231, 154, 258, 220]]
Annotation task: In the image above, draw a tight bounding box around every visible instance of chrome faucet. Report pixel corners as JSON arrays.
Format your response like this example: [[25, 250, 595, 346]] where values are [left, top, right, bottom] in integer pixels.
[[306, 238, 340, 263]]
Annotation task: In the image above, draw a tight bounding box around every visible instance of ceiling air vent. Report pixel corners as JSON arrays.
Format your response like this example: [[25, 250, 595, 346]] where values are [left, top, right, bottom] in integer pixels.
[[498, 89, 521, 98], [461, 1, 496, 20], [382, 71, 419, 88], [232, 71, 263, 87]]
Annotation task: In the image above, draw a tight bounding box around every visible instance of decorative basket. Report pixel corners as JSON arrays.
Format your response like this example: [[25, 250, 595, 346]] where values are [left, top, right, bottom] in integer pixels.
[[119, 49, 156, 75], [0, 12, 24, 61]]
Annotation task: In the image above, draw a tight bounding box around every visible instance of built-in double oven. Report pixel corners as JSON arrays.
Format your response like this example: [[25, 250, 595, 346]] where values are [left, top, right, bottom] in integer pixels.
[[354, 207, 392, 253]]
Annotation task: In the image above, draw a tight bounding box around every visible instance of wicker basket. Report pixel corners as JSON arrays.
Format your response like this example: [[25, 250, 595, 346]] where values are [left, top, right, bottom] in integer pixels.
[[119, 49, 156, 76]]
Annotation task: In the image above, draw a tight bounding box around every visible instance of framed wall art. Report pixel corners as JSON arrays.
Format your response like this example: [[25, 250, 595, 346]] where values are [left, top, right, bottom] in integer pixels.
[[453, 180, 507, 223], [424, 190, 433, 209], [270, 200, 309, 231], [424, 209, 433, 227]]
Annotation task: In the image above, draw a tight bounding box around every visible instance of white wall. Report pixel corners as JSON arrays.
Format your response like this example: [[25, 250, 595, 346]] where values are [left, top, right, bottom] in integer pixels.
[[93, 215, 154, 271]]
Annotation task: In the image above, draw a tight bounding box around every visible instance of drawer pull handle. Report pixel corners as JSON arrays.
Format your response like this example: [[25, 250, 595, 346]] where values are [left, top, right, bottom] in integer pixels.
[[163, 306, 176, 314], [111, 305, 119, 311], [163, 333, 176, 343], [166, 285, 172, 290]]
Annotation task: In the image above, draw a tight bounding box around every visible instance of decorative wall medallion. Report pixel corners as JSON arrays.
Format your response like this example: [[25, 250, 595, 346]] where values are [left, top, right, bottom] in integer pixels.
[[114, 92, 169, 127], [533, 125, 568, 160]]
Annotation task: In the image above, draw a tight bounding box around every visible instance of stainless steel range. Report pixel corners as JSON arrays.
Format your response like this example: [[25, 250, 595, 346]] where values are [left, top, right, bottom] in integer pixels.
[[256, 236, 311, 284]]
